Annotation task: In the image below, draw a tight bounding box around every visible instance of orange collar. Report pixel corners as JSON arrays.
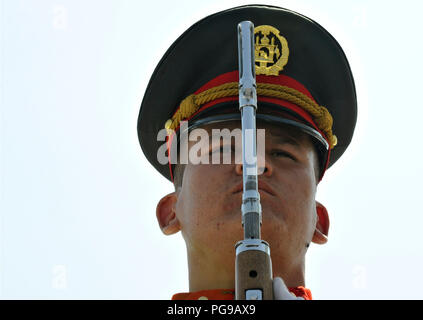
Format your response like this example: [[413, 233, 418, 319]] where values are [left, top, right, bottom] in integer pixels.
[[172, 287, 312, 300]]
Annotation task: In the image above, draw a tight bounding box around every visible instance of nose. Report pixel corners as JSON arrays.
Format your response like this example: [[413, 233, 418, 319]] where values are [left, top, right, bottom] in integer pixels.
[[235, 153, 273, 176]]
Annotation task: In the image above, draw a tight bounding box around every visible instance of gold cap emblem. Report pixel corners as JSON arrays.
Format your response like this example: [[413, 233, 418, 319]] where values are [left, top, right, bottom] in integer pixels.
[[254, 25, 289, 76]]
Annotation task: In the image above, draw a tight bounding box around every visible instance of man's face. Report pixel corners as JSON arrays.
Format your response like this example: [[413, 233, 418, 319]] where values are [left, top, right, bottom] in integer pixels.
[[174, 121, 320, 271]]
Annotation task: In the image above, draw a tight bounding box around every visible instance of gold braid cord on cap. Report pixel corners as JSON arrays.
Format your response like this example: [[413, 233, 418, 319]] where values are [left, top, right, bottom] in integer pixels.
[[164, 82, 337, 149]]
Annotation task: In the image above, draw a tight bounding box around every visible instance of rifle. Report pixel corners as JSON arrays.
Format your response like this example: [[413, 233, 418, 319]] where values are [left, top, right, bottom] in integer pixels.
[[235, 21, 273, 300]]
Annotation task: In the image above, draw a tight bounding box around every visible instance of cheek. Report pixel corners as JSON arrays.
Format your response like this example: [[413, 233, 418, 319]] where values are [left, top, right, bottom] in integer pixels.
[[273, 165, 316, 228], [176, 164, 234, 234]]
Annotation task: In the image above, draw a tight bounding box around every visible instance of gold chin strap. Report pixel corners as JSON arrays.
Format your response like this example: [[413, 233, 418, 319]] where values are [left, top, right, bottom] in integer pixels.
[[164, 82, 337, 149]]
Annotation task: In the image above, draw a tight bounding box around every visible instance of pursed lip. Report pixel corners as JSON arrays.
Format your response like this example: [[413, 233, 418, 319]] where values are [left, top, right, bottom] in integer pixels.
[[231, 180, 276, 196]]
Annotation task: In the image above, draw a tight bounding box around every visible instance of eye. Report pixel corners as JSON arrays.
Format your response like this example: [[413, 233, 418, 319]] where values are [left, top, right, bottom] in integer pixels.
[[209, 144, 234, 154], [270, 149, 297, 161], [221, 145, 234, 153]]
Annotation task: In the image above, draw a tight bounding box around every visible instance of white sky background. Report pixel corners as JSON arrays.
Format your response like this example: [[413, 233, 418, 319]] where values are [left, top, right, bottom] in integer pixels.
[[1, 0, 422, 299]]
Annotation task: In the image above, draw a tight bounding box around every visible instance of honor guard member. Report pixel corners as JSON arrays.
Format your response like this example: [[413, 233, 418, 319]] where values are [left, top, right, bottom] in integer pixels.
[[137, 5, 357, 300]]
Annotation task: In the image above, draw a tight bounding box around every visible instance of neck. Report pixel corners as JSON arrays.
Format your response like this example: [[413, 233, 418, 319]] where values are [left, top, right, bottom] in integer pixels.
[[187, 247, 234, 292], [186, 246, 306, 292]]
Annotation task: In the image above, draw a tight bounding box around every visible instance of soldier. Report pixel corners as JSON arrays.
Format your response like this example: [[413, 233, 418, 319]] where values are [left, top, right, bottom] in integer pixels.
[[138, 5, 356, 300]]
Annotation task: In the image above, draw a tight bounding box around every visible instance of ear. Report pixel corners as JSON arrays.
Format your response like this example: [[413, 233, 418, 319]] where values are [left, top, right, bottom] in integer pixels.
[[156, 192, 181, 235], [311, 201, 330, 245]]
